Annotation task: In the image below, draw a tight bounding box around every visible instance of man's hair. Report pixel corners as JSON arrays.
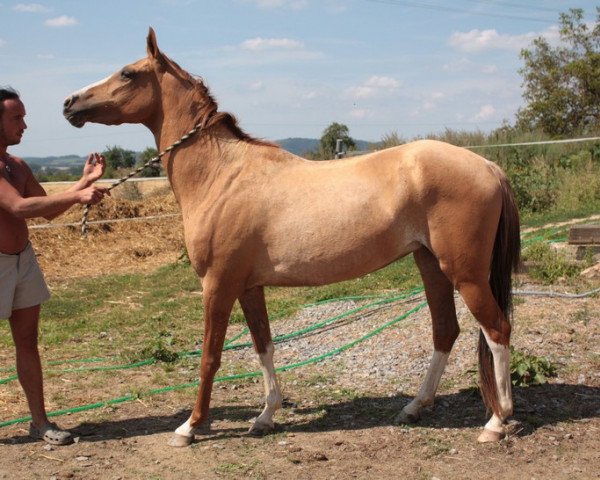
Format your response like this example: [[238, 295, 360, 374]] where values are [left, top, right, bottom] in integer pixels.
[[0, 86, 20, 116]]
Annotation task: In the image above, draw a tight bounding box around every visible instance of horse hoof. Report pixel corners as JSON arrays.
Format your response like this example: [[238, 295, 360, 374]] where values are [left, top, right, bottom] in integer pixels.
[[168, 433, 194, 447], [248, 422, 274, 437], [395, 410, 420, 425], [477, 428, 505, 443]]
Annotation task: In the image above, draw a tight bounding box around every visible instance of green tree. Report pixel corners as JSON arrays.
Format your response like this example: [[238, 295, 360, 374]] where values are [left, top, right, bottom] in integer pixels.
[[317, 122, 356, 159], [138, 147, 162, 177], [103, 145, 137, 170], [516, 8, 600, 136]]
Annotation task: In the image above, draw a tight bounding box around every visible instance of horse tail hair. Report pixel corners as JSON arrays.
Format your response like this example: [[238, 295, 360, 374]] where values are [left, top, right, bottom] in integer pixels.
[[478, 162, 521, 415]]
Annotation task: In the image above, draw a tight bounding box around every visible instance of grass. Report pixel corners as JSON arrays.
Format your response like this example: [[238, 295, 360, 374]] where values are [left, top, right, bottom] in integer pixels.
[[0, 255, 420, 357]]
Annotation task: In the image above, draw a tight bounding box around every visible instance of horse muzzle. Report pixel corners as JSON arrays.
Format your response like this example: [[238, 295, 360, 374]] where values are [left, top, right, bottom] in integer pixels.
[[63, 94, 86, 128]]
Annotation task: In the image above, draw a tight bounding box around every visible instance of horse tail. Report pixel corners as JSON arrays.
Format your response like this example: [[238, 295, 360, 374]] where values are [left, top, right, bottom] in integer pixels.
[[478, 162, 521, 415]]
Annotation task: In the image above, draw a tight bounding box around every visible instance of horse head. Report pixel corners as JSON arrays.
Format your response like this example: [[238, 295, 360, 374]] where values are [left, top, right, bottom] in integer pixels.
[[63, 28, 179, 131]]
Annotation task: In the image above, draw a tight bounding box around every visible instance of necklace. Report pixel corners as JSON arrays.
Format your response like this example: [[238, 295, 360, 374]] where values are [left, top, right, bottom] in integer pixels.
[[1, 154, 12, 176]]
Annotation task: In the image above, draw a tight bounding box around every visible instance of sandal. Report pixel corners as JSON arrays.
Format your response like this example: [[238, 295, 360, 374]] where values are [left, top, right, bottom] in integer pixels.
[[29, 422, 73, 445]]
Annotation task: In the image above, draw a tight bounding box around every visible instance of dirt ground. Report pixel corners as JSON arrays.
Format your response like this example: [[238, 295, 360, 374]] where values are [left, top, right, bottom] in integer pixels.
[[0, 190, 599, 480]]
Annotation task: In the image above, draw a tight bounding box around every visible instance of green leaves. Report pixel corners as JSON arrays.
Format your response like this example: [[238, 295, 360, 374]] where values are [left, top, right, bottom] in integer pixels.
[[510, 347, 557, 387], [517, 8, 600, 136]]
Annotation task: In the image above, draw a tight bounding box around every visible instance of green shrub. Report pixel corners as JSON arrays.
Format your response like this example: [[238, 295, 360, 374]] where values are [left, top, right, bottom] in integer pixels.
[[522, 242, 581, 283], [510, 347, 557, 386]]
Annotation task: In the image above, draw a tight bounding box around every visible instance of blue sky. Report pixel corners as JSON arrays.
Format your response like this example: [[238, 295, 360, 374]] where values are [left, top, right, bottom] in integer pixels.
[[1, 0, 597, 157]]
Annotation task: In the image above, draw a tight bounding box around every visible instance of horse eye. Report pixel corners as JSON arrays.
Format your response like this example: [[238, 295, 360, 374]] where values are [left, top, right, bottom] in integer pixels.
[[120, 69, 135, 80]]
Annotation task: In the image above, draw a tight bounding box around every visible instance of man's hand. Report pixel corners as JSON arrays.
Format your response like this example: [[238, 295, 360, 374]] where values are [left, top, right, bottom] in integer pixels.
[[81, 153, 106, 184], [77, 185, 110, 205]]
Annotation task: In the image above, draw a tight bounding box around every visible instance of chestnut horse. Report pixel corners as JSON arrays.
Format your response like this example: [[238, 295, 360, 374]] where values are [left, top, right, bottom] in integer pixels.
[[63, 29, 520, 447]]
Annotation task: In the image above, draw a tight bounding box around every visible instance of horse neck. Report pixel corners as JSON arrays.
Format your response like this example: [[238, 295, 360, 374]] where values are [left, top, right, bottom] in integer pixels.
[[151, 90, 208, 152], [163, 127, 249, 207]]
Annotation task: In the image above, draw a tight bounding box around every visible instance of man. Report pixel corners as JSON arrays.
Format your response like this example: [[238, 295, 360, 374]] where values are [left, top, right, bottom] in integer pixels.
[[0, 86, 109, 445]]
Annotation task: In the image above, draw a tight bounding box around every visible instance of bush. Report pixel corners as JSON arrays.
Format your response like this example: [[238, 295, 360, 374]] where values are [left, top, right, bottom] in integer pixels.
[[503, 152, 558, 213], [522, 242, 581, 284]]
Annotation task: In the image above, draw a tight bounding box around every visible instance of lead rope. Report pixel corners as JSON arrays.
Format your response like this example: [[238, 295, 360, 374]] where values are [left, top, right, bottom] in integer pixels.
[[81, 122, 202, 237]]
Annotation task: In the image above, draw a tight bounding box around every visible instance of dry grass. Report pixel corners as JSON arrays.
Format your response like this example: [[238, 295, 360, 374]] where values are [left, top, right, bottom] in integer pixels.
[[29, 185, 184, 282]]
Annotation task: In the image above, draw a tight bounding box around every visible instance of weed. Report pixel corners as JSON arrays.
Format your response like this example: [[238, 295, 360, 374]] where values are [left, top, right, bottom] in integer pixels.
[[571, 306, 591, 325], [522, 242, 581, 283], [135, 331, 180, 363], [510, 347, 557, 386], [424, 437, 452, 457]]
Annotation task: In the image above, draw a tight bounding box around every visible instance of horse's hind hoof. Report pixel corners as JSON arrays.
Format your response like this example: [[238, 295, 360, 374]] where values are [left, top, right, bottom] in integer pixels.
[[168, 433, 194, 447], [477, 428, 505, 443], [395, 410, 420, 425], [248, 421, 274, 437]]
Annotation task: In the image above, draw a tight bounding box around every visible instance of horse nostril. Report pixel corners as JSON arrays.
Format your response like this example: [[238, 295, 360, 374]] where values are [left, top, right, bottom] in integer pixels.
[[63, 94, 78, 110]]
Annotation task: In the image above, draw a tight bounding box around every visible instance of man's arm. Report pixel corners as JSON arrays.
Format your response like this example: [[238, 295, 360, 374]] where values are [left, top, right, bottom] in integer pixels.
[[0, 175, 107, 220], [22, 153, 108, 220]]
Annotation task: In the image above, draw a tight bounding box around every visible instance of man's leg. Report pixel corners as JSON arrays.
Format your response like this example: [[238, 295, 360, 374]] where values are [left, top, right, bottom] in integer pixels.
[[9, 304, 48, 428]]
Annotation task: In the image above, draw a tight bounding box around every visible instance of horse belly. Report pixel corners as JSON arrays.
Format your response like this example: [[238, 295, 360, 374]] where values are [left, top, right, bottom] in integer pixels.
[[256, 218, 420, 287]]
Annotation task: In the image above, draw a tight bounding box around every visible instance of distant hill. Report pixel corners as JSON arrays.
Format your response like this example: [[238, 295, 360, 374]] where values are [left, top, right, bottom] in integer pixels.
[[276, 137, 373, 156], [22, 138, 376, 167], [24, 155, 87, 169]]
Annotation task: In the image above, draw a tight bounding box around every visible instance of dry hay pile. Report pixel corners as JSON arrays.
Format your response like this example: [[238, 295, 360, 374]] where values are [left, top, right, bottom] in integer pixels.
[[29, 185, 185, 282]]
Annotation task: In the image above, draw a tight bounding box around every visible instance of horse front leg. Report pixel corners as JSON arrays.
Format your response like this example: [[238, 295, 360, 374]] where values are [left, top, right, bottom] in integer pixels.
[[239, 286, 283, 436], [168, 287, 235, 447]]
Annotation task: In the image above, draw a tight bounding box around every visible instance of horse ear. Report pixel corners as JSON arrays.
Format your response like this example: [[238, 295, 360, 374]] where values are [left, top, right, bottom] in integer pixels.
[[147, 27, 160, 59], [147, 27, 168, 71]]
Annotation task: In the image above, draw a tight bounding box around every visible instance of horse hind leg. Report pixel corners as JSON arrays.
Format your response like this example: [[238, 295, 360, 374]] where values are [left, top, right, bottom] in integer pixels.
[[239, 286, 283, 436], [457, 280, 513, 442], [397, 247, 460, 424]]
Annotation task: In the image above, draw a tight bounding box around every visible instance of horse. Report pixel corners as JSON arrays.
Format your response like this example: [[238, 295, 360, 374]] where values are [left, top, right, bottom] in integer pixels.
[[63, 28, 520, 447]]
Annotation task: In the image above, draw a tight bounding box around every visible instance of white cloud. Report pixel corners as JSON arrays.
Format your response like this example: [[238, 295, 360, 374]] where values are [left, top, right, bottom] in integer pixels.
[[472, 104, 496, 121], [240, 0, 307, 9], [301, 91, 318, 100], [448, 26, 560, 53], [13, 3, 50, 13], [482, 64, 498, 74], [345, 76, 400, 99], [247, 80, 265, 91], [241, 37, 304, 51], [422, 91, 444, 111], [443, 57, 500, 75], [44, 15, 78, 27], [348, 108, 371, 119]]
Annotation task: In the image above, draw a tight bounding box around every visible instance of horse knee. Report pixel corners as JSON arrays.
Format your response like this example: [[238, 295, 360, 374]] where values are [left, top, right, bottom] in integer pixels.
[[200, 355, 221, 378]]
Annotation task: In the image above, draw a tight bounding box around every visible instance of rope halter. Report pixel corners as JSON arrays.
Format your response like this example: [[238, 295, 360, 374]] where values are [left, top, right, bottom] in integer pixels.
[[81, 122, 202, 237]]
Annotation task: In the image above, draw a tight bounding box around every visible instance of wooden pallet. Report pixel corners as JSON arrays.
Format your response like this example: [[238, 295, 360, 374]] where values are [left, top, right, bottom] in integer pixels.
[[568, 224, 600, 245]]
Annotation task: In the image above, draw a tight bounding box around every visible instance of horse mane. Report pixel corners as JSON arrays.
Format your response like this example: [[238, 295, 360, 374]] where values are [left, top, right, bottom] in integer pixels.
[[165, 56, 277, 148]]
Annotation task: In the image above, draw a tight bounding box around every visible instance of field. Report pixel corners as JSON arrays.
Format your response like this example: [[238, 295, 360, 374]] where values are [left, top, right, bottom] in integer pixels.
[[0, 185, 599, 480]]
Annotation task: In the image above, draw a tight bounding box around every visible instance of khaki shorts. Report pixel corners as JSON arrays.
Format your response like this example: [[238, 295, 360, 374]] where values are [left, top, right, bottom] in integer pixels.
[[0, 243, 51, 319]]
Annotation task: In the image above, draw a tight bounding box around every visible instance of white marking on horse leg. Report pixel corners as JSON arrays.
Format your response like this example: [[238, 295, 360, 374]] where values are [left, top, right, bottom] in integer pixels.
[[167, 417, 195, 447], [397, 350, 449, 423], [477, 329, 512, 442], [481, 329, 513, 419], [174, 418, 195, 438], [250, 342, 282, 435], [477, 413, 506, 442]]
